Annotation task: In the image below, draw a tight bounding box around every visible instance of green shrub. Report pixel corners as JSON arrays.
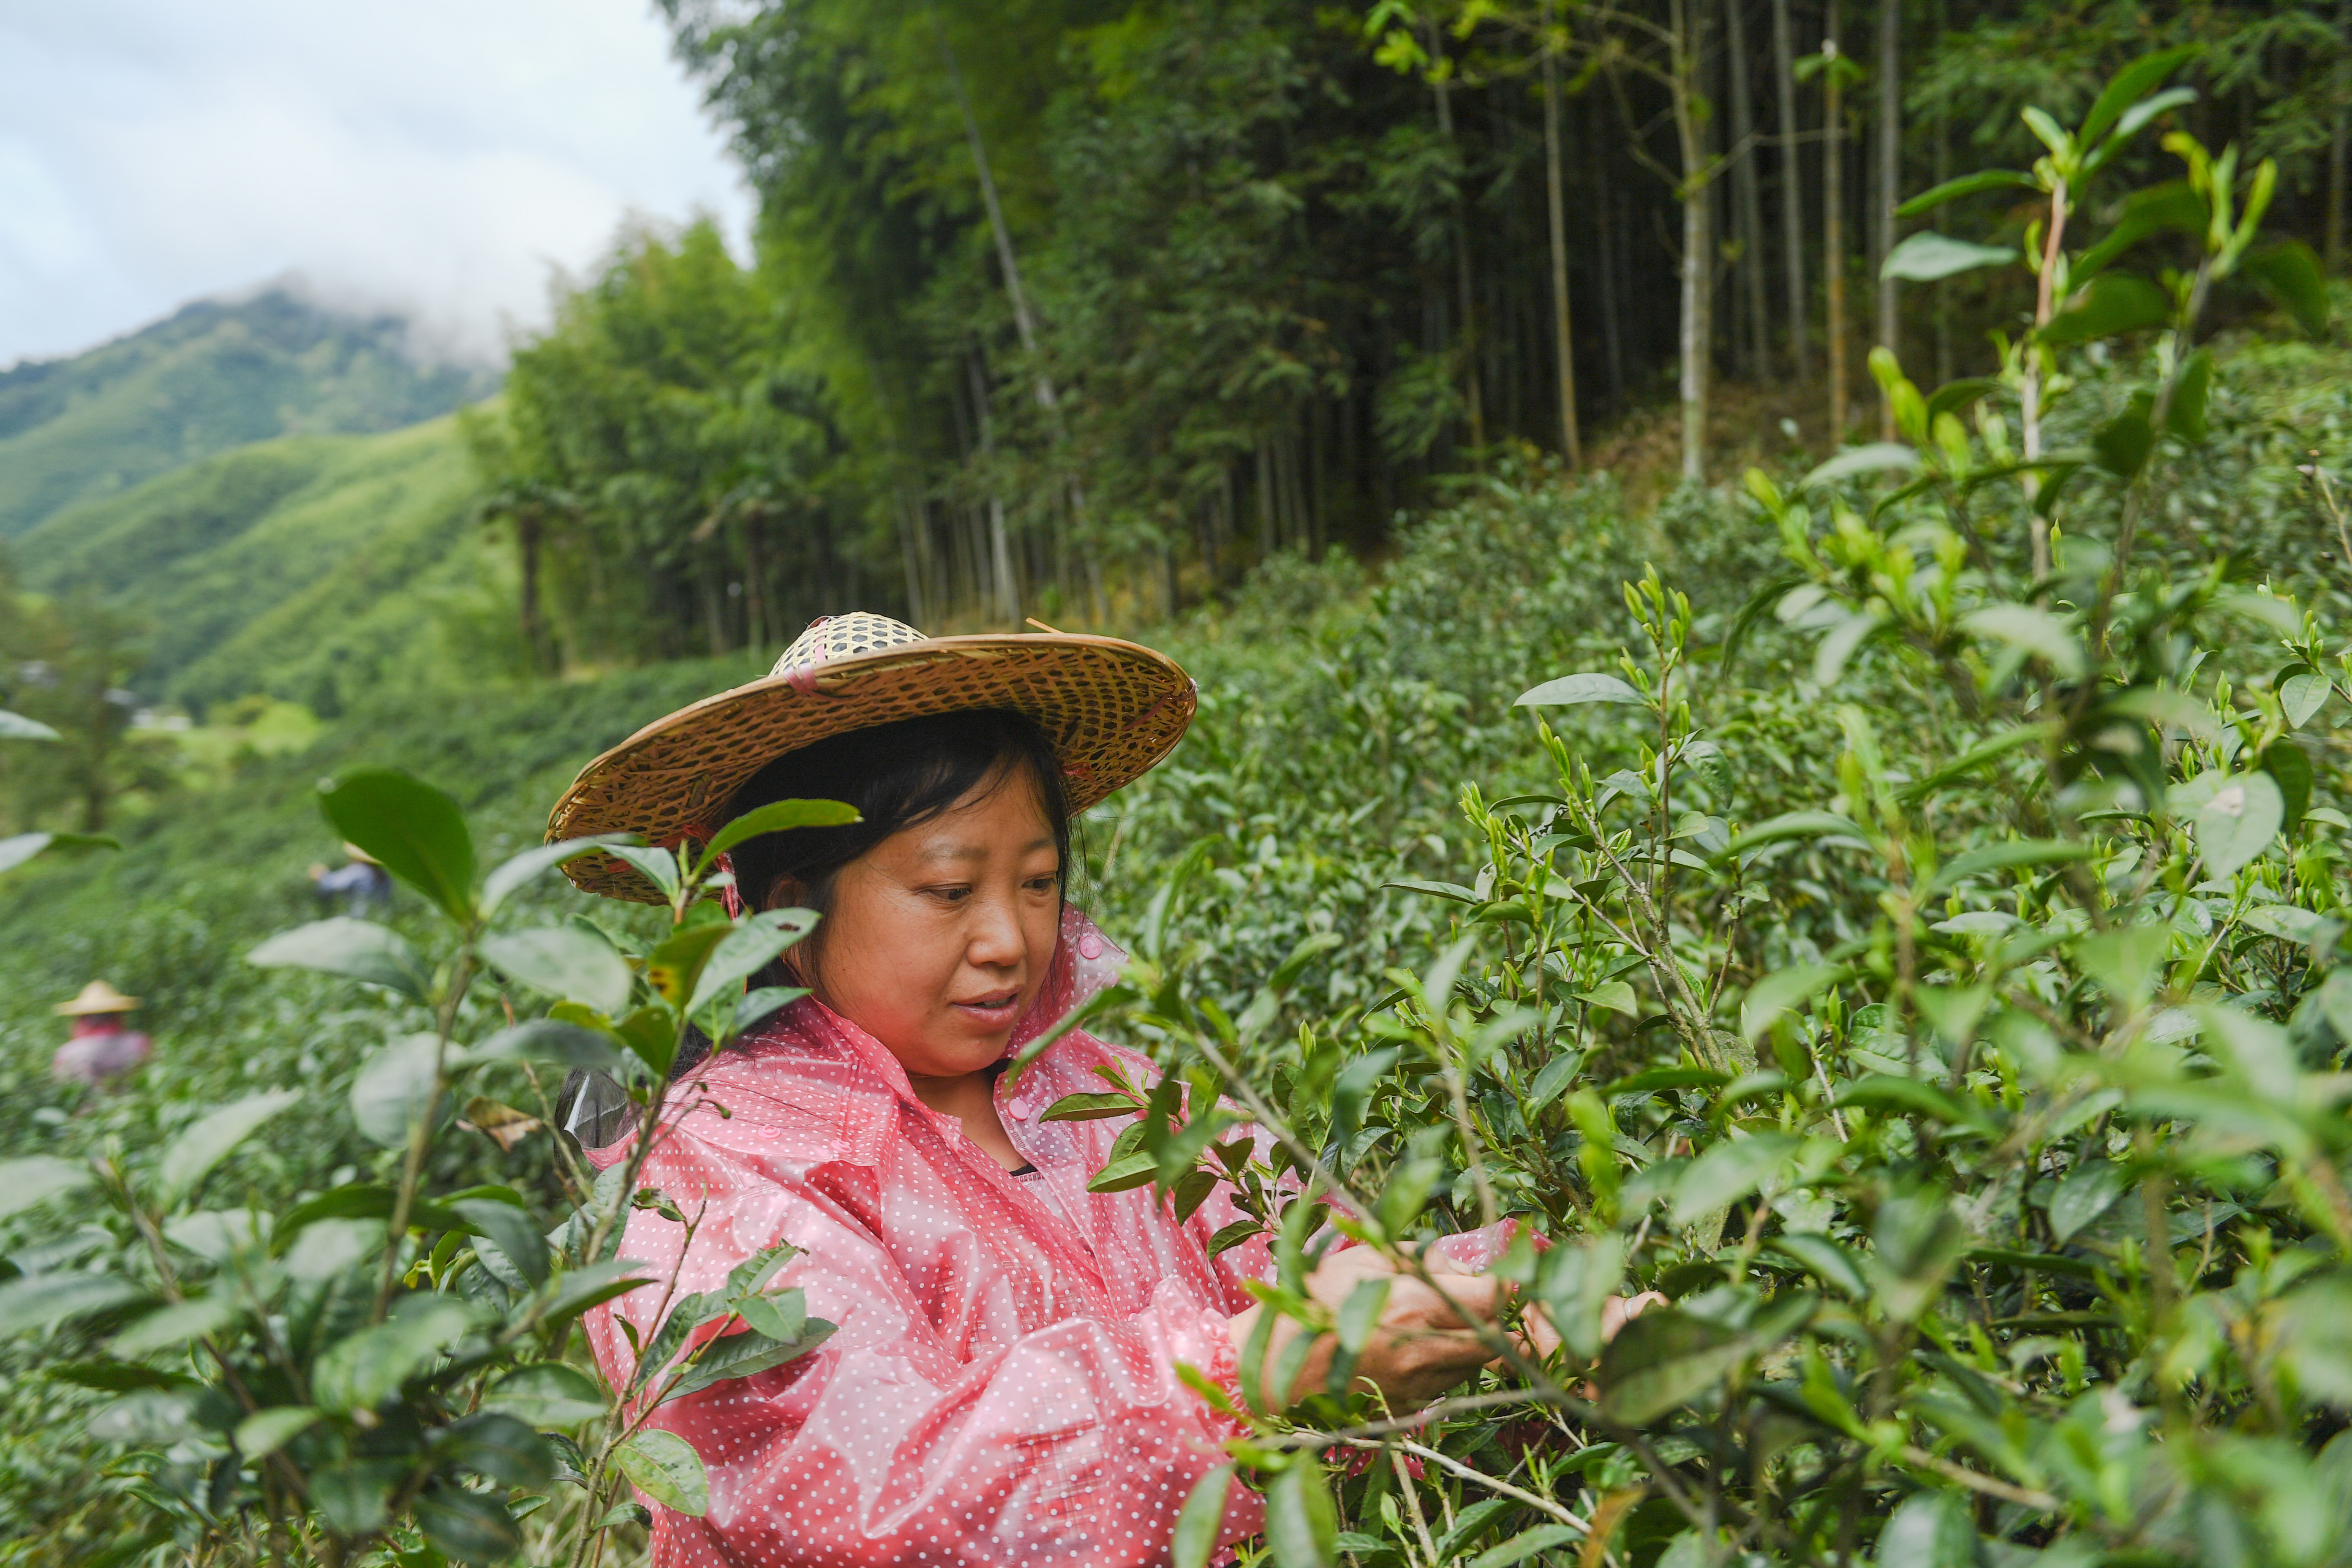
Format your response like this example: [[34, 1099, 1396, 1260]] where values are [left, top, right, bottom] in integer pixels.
[[1083, 60, 2352, 1568]]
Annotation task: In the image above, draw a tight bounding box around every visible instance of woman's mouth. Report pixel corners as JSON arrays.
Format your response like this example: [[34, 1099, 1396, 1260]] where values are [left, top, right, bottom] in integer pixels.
[[950, 989, 1022, 1027]]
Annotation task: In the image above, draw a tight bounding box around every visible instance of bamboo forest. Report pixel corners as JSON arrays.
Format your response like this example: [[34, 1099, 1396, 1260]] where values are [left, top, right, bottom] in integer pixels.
[[460, 2, 2352, 661]]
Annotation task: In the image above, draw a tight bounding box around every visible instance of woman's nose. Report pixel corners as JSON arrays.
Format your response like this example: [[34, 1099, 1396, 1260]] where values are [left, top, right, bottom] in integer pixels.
[[965, 889, 1027, 969]]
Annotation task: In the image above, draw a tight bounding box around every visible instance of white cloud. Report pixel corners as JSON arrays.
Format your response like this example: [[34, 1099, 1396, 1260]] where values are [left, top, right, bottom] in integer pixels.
[[0, 0, 751, 367]]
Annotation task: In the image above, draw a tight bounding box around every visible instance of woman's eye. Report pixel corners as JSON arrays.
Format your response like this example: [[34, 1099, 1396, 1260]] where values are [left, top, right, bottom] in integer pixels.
[[1025, 875, 1058, 893], [929, 885, 973, 904]]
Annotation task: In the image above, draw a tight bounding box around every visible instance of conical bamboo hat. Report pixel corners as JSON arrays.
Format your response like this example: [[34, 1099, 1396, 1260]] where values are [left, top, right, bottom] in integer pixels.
[[546, 612, 1195, 902], [56, 980, 140, 1016]]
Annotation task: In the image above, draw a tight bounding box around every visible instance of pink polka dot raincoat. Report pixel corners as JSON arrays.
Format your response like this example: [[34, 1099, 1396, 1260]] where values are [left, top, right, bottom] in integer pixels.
[[583, 912, 1513, 1566]]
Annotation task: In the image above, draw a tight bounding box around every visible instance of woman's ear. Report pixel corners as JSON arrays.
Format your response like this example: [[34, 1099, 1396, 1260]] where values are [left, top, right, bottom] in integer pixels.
[[760, 877, 821, 988]]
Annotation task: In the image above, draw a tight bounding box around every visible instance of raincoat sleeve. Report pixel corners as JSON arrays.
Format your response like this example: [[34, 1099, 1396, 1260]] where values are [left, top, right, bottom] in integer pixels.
[[589, 1147, 1254, 1568]]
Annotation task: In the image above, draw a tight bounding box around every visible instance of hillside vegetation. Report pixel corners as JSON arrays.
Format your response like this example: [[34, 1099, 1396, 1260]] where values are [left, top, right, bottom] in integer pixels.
[[0, 290, 493, 541], [13, 417, 518, 716]]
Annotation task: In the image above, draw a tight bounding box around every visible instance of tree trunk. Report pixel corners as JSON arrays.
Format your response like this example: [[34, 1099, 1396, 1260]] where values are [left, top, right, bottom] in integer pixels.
[[516, 508, 544, 672], [1876, 0, 1901, 437], [1541, 1, 1582, 467], [1307, 400, 1327, 550], [1257, 438, 1275, 559], [1283, 427, 1309, 546], [743, 512, 770, 654], [1428, 24, 1486, 457], [1592, 95, 1628, 409], [2333, 4, 2349, 272], [1672, 0, 1714, 482], [1772, 0, 1811, 381], [2336, 107, 2349, 276], [1933, 0, 1952, 384], [966, 346, 1020, 625], [938, 9, 1092, 589], [940, 18, 1052, 410], [1220, 463, 1239, 579], [1727, 0, 1770, 384], [897, 492, 928, 628], [814, 512, 836, 622], [1824, 3, 1849, 443]]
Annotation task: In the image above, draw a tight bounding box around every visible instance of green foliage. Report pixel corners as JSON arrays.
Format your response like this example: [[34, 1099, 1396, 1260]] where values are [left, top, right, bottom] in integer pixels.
[[477, 219, 855, 669], [0, 588, 176, 833], [0, 757, 838, 1565], [623, 0, 2352, 635]]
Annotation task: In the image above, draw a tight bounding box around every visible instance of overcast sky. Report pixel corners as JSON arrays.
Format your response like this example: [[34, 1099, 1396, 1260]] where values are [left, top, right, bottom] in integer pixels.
[[0, 0, 752, 368]]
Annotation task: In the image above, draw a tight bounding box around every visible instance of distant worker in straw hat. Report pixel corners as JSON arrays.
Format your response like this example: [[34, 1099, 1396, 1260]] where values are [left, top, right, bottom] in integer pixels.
[[542, 612, 1647, 1567], [308, 842, 392, 917], [52, 980, 152, 1088]]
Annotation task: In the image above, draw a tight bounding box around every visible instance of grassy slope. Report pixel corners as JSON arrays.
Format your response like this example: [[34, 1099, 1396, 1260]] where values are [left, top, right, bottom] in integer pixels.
[[0, 290, 494, 539], [13, 417, 522, 713]]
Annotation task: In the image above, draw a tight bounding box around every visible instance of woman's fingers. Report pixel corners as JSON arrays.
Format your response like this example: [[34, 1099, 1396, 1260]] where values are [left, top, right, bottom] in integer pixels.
[[1291, 1250, 1609, 1410], [1600, 1290, 1667, 1343], [1257, 1260, 1672, 1412], [1514, 1301, 1563, 1360], [1388, 1271, 1501, 1329]]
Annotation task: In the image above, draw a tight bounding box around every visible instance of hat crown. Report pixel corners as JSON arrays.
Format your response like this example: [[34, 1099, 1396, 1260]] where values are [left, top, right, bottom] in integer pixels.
[[772, 612, 926, 676]]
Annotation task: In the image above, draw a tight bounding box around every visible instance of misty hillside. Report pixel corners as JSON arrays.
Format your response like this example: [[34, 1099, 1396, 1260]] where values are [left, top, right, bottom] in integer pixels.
[[12, 416, 521, 716], [0, 289, 496, 539]]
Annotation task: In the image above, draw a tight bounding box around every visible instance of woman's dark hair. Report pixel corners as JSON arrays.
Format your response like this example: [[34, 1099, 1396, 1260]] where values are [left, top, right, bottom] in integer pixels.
[[718, 707, 1073, 928]]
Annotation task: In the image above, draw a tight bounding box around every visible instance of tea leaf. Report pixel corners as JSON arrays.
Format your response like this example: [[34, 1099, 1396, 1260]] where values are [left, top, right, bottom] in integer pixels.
[[319, 768, 476, 923], [614, 1429, 710, 1517], [248, 918, 427, 1002], [480, 928, 634, 1018], [157, 1091, 301, 1211]]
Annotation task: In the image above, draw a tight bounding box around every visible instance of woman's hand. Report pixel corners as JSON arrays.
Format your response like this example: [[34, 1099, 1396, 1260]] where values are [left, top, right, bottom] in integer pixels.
[[1224, 1247, 1663, 1412], [1225, 1246, 1507, 1410]]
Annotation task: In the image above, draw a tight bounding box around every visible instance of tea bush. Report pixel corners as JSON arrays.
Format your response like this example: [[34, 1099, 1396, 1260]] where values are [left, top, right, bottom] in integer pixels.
[[1083, 59, 2352, 1568], [4, 52, 2352, 1568]]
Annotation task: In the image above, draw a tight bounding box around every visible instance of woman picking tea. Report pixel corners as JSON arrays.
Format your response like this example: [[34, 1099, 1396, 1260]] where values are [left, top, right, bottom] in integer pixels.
[[547, 613, 1636, 1566]]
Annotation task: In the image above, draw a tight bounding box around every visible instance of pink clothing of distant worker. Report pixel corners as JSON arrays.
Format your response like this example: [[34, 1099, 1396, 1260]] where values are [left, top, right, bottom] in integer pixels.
[[582, 910, 1515, 1567], [52, 1018, 151, 1086]]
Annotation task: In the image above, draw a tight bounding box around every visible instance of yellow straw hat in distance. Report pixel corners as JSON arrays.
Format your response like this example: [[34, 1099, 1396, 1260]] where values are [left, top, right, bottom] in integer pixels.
[[546, 612, 1197, 902], [57, 980, 141, 1016]]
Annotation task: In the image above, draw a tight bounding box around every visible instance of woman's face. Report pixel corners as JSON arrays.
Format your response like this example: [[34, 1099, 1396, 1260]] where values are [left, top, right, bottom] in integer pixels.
[[798, 766, 1062, 1081]]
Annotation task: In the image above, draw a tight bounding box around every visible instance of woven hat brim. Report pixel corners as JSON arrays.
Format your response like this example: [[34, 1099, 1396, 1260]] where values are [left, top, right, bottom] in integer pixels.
[[57, 983, 140, 1015], [546, 633, 1195, 902]]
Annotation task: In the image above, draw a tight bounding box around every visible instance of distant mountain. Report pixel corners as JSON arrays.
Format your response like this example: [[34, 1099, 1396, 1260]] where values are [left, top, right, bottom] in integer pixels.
[[0, 289, 497, 539], [12, 416, 522, 716]]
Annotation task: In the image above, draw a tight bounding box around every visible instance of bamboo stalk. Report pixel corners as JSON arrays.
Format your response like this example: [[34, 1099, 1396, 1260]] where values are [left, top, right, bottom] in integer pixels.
[[1542, 0, 1584, 467], [1773, 0, 1811, 379], [1825, 6, 1848, 442]]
